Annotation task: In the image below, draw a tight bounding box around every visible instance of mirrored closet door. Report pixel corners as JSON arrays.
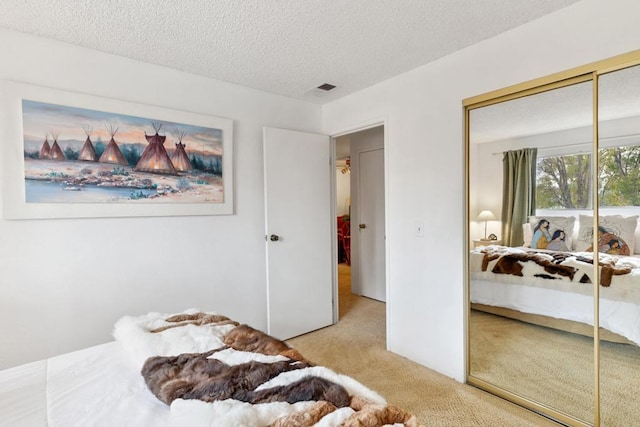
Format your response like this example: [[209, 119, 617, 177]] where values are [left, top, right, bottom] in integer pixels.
[[465, 50, 640, 427], [597, 64, 640, 426], [468, 79, 595, 425]]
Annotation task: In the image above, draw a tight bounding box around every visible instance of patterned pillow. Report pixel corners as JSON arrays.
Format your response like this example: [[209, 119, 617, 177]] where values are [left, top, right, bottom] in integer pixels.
[[526, 216, 576, 251], [574, 215, 638, 255]]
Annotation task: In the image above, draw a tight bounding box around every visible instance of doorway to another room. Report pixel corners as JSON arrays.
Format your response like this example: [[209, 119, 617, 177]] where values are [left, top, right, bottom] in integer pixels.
[[334, 125, 386, 321]]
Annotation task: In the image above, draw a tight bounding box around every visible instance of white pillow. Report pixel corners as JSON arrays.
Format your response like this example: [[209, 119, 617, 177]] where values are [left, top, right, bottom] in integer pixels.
[[574, 215, 638, 255], [522, 223, 533, 247], [527, 216, 576, 250]]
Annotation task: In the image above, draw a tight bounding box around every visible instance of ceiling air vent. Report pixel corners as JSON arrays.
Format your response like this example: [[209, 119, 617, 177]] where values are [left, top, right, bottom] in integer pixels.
[[304, 83, 338, 99], [317, 83, 336, 91]]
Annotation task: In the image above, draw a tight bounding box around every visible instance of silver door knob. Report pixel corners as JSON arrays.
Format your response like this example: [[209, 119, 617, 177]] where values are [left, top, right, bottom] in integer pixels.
[[270, 234, 280, 241], [359, 224, 366, 229]]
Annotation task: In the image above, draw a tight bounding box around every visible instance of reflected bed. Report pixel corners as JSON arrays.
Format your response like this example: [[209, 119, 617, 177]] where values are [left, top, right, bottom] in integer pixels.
[[470, 245, 640, 346]]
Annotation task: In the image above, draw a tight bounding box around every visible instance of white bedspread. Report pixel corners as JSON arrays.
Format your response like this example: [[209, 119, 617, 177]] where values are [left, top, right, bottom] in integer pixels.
[[47, 342, 171, 427], [470, 245, 640, 345], [0, 342, 170, 427], [0, 360, 47, 426], [0, 310, 403, 427]]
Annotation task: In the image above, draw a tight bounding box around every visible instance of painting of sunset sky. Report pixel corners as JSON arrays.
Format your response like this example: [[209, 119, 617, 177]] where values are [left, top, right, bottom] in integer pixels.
[[21, 99, 225, 204]]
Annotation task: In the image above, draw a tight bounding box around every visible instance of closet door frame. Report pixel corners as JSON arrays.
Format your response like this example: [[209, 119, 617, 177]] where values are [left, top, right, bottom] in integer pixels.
[[464, 49, 640, 427]]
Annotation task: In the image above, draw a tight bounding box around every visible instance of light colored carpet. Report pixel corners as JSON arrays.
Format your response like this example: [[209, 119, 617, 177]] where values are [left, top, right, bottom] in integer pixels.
[[470, 309, 640, 426], [288, 264, 556, 426]]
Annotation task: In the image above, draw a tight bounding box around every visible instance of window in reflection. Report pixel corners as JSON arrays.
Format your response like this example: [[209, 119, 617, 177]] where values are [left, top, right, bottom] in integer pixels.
[[537, 153, 591, 209]]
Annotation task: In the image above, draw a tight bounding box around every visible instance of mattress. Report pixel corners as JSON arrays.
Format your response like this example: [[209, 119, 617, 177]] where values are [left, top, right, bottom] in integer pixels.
[[0, 342, 170, 427], [0, 359, 47, 426]]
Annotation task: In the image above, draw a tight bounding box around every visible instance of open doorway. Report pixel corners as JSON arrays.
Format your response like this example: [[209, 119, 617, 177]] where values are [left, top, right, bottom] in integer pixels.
[[334, 125, 385, 320], [335, 136, 352, 318]]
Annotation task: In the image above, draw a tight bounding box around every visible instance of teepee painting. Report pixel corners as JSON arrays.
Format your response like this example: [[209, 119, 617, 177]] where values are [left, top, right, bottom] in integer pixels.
[[135, 122, 177, 175], [39, 134, 51, 159], [78, 125, 98, 162], [49, 131, 65, 161], [19, 97, 230, 212], [99, 123, 128, 165], [170, 127, 193, 172]]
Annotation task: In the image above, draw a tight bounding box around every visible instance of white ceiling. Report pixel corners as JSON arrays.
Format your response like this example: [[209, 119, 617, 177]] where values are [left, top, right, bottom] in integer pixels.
[[471, 63, 640, 144], [0, 0, 580, 104]]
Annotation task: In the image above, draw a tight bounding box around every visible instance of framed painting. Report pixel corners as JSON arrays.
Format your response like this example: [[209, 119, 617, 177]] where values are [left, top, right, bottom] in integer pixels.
[[1, 81, 234, 219]]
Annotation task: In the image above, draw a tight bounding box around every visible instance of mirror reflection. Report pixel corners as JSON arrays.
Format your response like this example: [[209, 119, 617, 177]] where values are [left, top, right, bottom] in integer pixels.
[[468, 81, 595, 423], [597, 64, 640, 425]]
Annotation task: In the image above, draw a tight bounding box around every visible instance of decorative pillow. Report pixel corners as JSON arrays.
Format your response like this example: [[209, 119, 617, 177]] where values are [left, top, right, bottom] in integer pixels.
[[574, 215, 638, 255], [527, 216, 576, 251], [522, 223, 533, 247]]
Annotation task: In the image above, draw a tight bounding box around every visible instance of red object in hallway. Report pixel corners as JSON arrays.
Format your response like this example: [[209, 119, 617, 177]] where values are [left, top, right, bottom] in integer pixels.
[[337, 216, 351, 265]]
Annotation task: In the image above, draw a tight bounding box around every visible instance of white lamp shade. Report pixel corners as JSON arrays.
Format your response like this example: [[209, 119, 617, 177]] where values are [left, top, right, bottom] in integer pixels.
[[477, 210, 496, 221]]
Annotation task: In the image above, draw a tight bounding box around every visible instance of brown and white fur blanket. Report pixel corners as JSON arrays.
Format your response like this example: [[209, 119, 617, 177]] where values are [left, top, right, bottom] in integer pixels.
[[114, 310, 421, 427], [476, 245, 632, 287]]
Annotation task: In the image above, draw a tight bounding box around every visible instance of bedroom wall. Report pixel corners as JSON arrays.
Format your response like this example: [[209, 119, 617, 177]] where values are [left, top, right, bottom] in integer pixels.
[[322, 0, 640, 381], [0, 29, 322, 369]]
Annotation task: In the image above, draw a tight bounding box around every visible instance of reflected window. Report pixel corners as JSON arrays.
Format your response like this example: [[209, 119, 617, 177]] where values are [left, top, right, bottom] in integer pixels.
[[599, 145, 640, 206], [536, 144, 640, 209], [537, 153, 591, 209]]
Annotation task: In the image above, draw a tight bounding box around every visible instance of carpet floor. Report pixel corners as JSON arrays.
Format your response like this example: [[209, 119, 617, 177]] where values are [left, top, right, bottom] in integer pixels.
[[470, 309, 640, 426], [287, 264, 557, 426]]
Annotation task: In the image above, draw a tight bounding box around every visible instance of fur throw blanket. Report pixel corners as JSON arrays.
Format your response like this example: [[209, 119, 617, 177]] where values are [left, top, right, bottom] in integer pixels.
[[113, 310, 422, 427], [476, 246, 633, 287]]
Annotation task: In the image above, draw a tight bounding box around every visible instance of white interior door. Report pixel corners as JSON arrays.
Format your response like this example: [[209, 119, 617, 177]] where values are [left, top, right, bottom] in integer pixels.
[[358, 148, 386, 301], [263, 127, 334, 339]]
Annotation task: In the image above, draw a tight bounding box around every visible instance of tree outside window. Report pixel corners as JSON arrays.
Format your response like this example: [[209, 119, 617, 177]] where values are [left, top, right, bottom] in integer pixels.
[[537, 153, 591, 209], [536, 145, 640, 209], [599, 146, 640, 206]]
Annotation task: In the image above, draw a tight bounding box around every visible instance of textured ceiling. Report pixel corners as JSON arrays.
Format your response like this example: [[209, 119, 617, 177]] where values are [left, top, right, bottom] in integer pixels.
[[471, 64, 640, 144], [0, 0, 580, 104]]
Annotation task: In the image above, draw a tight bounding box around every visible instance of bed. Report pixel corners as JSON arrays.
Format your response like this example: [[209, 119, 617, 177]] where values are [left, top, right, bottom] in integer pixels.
[[469, 244, 640, 346], [0, 310, 421, 427]]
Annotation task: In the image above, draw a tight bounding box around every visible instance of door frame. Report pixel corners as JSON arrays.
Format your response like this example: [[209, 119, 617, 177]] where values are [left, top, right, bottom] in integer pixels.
[[330, 119, 389, 333]]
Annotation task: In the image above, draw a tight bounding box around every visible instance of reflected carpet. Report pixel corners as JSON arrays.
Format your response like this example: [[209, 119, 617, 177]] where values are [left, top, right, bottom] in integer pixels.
[[470, 309, 640, 426]]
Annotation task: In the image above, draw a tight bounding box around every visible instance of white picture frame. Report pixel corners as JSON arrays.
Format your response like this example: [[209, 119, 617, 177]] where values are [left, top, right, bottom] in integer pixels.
[[1, 80, 234, 219]]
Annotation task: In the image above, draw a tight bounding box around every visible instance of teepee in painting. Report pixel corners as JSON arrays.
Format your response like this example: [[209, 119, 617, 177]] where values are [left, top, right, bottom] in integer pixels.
[[49, 131, 66, 161], [78, 125, 98, 162], [135, 122, 177, 175], [39, 134, 51, 159], [99, 124, 128, 166], [170, 128, 193, 172]]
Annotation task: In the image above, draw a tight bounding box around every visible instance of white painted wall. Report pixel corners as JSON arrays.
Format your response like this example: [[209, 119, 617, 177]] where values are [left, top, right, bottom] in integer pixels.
[[322, 0, 640, 381], [0, 29, 322, 369], [335, 136, 351, 217], [336, 170, 351, 217]]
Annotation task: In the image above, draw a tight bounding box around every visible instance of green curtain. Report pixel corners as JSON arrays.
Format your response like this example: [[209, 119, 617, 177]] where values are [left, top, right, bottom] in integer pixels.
[[501, 148, 537, 246]]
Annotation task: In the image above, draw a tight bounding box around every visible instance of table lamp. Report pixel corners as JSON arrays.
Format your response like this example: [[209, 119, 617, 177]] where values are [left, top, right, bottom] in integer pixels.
[[477, 210, 496, 240]]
